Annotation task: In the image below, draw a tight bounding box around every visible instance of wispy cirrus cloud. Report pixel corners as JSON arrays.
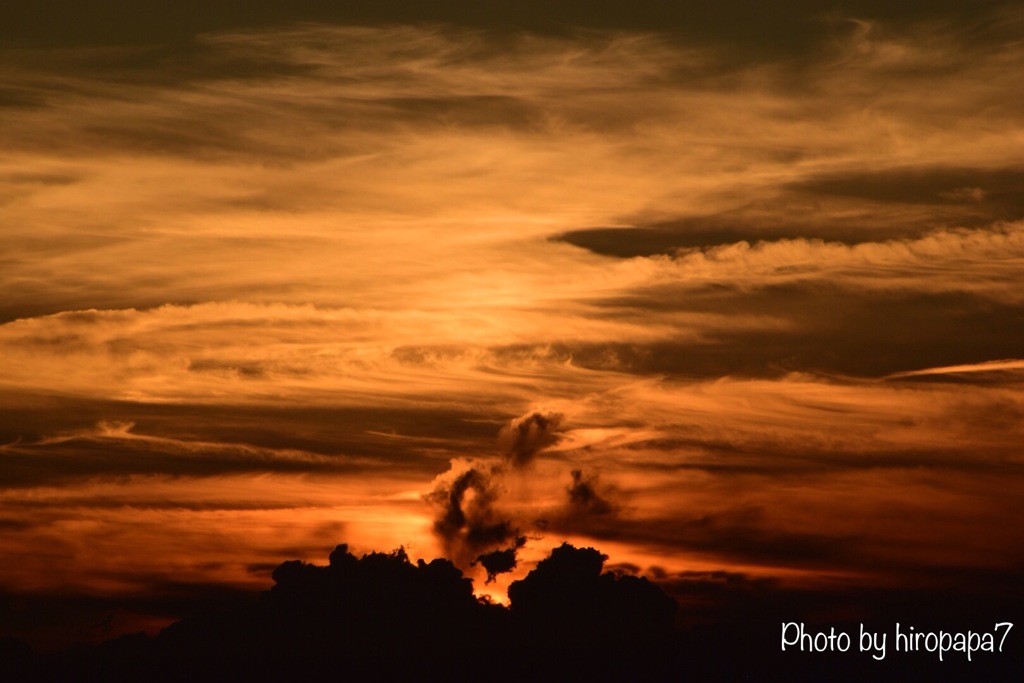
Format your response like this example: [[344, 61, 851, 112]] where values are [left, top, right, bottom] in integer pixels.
[[2, 12, 1023, 647], [3, 18, 1023, 317]]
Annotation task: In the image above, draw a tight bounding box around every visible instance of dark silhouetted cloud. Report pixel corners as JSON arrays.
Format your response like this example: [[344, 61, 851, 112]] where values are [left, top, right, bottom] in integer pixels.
[[498, 411, 563, 468], [426, 411, 569, 564], [473, 536, 525, 584], [427, 463, 519, 563], [566, 468, 614, 516], [24, 542, 691, 680]]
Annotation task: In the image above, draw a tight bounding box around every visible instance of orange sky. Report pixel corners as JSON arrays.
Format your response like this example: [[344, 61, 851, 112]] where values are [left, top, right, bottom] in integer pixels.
[[2, 4, 1023, 648]]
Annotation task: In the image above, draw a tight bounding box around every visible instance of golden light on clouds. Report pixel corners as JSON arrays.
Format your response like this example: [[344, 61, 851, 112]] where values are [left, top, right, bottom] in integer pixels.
[[1, 6, 1023, 653]]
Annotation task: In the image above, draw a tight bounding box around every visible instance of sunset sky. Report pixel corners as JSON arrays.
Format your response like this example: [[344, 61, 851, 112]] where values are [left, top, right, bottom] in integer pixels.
[[2, 0, 1023, 650]]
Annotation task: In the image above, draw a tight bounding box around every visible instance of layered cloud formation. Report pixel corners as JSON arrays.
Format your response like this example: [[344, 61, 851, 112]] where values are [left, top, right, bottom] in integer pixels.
[[1, 6, 1023, 647]]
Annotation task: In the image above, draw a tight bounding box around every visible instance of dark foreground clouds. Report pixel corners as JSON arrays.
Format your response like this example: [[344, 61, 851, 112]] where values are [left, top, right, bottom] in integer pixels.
[[21, 543, 677, 681], [11, 542, 1023, 683]]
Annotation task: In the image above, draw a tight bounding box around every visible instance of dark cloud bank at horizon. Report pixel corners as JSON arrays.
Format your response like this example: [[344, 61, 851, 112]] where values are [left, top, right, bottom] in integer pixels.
[[4, 541, 1020, 682]]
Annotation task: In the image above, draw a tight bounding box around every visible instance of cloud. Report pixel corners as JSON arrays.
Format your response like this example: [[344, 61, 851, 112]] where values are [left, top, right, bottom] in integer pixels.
[[23, 541, 684, 678], [1, 13, 1023, 659], [497, 411, 563, 468], [20, 539, 1024, 680], [427, 410, 628, 567], [566, 468, 614, 516], [557, 164, 1024, 258], [426, 461, 517, 564], [472, 536, 525, 584], [622, 225, 1024, 300], [886, 358, 1024, 379], [425, 411, 564, 564], [0, 415, 434, 487], [0, 301, 665, 406], [3, 17, 1023, 323]]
